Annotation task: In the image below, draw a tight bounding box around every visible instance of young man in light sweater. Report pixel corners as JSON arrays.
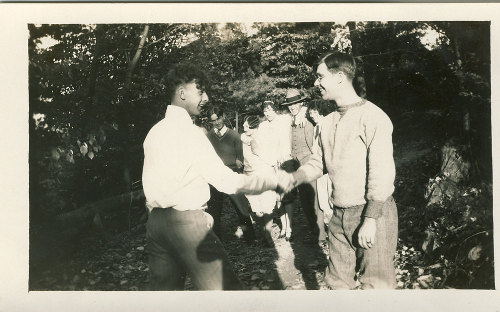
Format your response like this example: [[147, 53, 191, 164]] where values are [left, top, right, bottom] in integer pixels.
[[278, 52, 398, 289]]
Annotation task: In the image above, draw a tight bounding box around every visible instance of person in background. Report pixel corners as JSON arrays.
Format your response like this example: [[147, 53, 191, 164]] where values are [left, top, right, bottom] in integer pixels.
[[258, 100, 294, 241], [142, 63, 278, 290], [280, 88, 327, 246], [277, 52, 398, 289], [241, 115, 277, 247], [306, 99, 334, 228], [206, 107, 256, 245]]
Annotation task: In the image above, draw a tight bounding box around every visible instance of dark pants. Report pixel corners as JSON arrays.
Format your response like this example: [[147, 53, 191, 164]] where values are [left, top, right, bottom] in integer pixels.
[[324, 197, 398, 289], [298, 182, 327, 242], [146, 208, 243, 290], [282, 158, 326, 242], [207, 185, 255, 242]]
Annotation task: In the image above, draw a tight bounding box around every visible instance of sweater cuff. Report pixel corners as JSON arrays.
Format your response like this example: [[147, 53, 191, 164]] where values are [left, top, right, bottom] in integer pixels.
[[363, 200, 384, 219], [291, 169, 307, 186]]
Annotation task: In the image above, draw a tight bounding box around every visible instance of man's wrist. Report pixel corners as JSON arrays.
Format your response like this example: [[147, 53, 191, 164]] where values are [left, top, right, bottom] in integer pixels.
[[362, 216, 377, 224]]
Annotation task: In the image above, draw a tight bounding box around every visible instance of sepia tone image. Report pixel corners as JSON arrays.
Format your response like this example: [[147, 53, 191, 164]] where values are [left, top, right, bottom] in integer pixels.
[[28, 20, 492, 292]]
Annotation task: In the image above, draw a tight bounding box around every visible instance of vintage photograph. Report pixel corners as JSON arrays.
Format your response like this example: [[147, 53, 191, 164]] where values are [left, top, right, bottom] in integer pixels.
[[1, 2, 499, 311], [28, 20, 493, 291]]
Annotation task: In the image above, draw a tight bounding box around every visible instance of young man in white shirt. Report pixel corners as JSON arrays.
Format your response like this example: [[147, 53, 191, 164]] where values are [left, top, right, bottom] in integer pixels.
[[142, 63, 278, 290]]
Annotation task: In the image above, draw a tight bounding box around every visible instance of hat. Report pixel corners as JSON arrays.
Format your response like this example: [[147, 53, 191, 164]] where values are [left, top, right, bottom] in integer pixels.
[[282, 88, 307, 106]]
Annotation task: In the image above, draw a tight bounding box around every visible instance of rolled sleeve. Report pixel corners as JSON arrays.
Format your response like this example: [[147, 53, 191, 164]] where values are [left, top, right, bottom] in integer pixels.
[[195, 132, 277, 195]]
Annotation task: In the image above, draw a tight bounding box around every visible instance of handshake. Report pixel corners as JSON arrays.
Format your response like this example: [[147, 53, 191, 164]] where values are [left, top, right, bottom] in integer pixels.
[[276, 170, 297, 194], [274, 159, 300, 194]]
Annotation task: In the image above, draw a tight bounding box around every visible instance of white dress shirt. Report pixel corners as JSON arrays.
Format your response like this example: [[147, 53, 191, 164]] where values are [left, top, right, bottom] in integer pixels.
[[142, 105, 277, 211]]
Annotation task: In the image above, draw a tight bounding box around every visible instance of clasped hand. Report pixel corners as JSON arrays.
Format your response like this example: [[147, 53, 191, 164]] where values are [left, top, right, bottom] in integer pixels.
[[276, 170, 296, 194]]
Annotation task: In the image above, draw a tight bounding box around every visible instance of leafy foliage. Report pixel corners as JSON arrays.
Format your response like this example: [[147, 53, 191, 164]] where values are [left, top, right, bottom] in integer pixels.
[[30, 21, 492, 290]]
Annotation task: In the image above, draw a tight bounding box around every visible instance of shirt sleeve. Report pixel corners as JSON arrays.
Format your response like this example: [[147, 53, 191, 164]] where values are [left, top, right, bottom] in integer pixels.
[[192, 128, 277, 195], [363, 110, 396, 219]]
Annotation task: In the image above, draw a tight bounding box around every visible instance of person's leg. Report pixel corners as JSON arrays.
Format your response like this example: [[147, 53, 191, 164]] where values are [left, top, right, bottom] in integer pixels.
[[206, 186, 223, 239], [145, 209, 186, 290], [324, 207, 357, 289], [298, 182, 321, 243], [228, 194, 256, 243], [260, 212, 274, 247], [284, 202, 294, 240], [167, 209, 244, 290], [316, 199, 326, 242], [356, 197, 398, 289]]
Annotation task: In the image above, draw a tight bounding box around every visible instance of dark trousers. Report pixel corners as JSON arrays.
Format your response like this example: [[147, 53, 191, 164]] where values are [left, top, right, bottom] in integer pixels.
[[324, 197, 398, 289], [146, 208, 243, 290], [298, 182, 326, 242], [207, 185, 255, 242]]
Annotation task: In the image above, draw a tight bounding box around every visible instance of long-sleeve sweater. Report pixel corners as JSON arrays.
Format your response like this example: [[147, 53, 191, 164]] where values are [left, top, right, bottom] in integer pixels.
[[292, 100, 395, 219], [206, 127, 244, 171]]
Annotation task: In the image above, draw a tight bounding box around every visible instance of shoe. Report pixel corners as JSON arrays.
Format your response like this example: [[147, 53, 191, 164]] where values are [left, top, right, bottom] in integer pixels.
[[285, 232, 293, 242], [278, 231, 286, 239]]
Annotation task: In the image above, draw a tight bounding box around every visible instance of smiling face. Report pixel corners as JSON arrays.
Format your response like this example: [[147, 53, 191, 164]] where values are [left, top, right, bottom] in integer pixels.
[[314, 62, 340, 101], [210, 114, 225, 130], [181, 80, 209, 116], [287, 102, 303, 116]]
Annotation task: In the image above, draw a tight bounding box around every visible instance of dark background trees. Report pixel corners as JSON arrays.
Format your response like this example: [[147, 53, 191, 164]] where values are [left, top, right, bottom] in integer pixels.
[[29, 21, 492, 289]]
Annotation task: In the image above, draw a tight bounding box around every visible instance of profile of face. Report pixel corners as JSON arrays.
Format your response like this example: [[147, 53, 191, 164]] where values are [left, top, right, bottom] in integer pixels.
[[314, 62, 339, 101], [210, 114, 225, 130], [287, 102, 303, 116], [243, 121, 254, 135], [308, 109, 322, 125], [181, 81, 209, 116], [263, 105, 277, 122]]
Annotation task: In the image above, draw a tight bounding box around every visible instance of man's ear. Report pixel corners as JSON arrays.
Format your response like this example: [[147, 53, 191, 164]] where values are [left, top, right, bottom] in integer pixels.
[[178, 86, 186, 100], [336, 71, 347, 84]]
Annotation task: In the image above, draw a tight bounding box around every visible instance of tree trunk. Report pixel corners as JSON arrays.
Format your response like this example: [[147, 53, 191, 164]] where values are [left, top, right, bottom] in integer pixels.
[[119, 24, 150, 218], [51, 189, 145, 229], [235, 111, 239, 131], [88, 25, 104, 100], [126, 25, 150, 83]]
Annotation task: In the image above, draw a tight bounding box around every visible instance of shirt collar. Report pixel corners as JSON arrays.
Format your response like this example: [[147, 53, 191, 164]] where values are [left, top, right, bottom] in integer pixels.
[[216, 125, 228, 136], [165, 105, 194, 125], [337, 98, 367, 114]]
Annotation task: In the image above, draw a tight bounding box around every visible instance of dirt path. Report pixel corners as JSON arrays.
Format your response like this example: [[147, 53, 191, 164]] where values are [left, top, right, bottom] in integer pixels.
[[220, 203, 329, 290]]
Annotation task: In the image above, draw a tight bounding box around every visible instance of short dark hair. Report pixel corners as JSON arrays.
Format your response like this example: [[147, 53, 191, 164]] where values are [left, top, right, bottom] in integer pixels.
[[314, 52, 356, 80], [164, 63, 209, 103], [209, 107, 225, 119], [314, 51, 366, 98], [307, 98, 331, 116]]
